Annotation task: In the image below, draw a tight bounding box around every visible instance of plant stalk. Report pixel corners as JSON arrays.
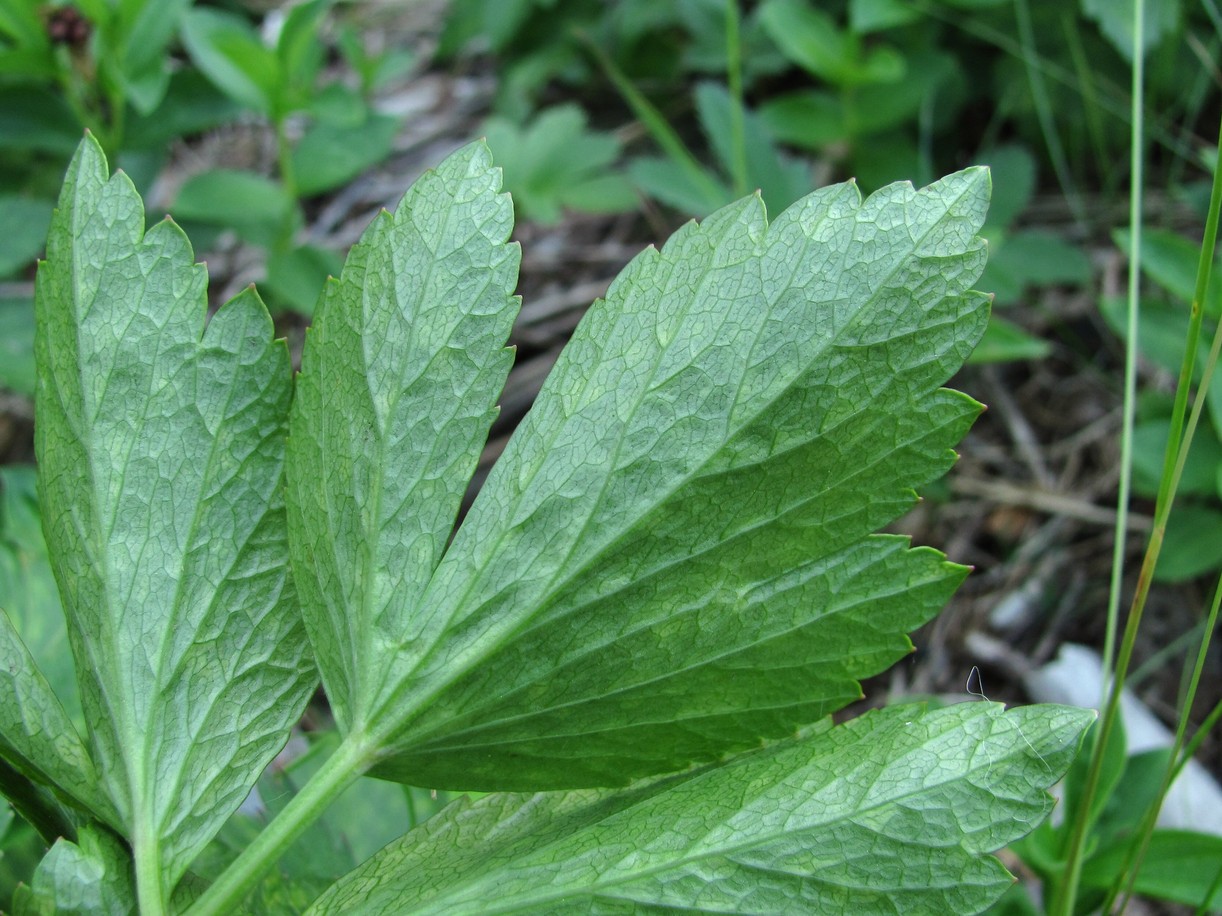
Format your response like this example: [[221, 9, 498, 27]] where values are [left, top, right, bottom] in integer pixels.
[[134, 821, 167, 916], [1054, 19, 1222, 916], [724, 0, 748, 198], [185, 733, 373, 915]]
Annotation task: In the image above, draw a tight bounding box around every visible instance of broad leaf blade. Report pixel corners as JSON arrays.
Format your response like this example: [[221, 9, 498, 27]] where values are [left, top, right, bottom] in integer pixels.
[[34, 135, 314, 891], [0, 609, 114, 825], [308, 703, 1093, 915], [366, 169, 991, 789], [286, 141, 519, 733]]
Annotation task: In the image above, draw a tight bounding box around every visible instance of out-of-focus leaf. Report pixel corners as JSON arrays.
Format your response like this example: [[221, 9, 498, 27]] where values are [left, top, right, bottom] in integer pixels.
[[12, 826, 135, 916], [0, 197, 52, 277], [1081, 0, 1180, 62], [1115, 226, 1222, 317], [1156, 503, 1222, 581], [264, 243, 343, 316], [172, 169, 297, 247], [1130, 419, 1222, 497], [483, 105, 636, 223], [984, 229, 1091, 305], [1081, 829, 1222, 908], [180, 8, 278, 114], [760, 0, 904, 85], [0, 299, 36, 395], [968, 316, 1051, 364], [629, 155, 731, 216], [292, 113, 401, 197], [695, 81, 811, 214], [0, 467, 77, 716], [0, 88, 81, 155]]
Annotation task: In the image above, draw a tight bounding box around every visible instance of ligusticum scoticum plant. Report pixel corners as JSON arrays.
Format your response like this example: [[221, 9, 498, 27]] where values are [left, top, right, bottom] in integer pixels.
[[0, 133, 1092, 914]]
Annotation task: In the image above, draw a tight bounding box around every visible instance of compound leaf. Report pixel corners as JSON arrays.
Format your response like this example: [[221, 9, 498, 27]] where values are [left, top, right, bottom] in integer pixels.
[[353, 167, 990, 789], [308, 703, 1093, 915], [286, 141, 519, 734], [34, 134, 314, 899]]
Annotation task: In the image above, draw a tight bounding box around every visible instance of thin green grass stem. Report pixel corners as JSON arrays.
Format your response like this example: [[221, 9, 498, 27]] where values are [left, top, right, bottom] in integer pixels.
[[1060, 11, 1111, 192], [1108, 570, 1222, 912], [1014, 0, 1086, 227], [578, 30, 726, 207], [1056, 46, 1222, 916], [1179, 698, 1222, 770], [724, 0, 748, 198]]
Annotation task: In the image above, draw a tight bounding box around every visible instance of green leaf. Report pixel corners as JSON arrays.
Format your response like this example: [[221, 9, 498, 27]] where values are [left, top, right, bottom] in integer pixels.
[[1081, 0, 1180, 63], [1081, 829, 1222, 909], [0, 298, 36, 395], [110, 0, 191, 114], [0, 467, 76, 716], [760, 0, 905, 86], [1115, 226, 1222, 317], [629, 155, 732, 216], [274, 0, 331, 112], [0, 608, 113, 825], [967, 316, 1051, 364], [263, 243, 344, 316], [1130, 419, 1222, 497], [983, 229, 1091, 305], [352, 168, 991, 790], [0, 196, 53, 278], [171, 169, 298, 248], [34, 135, 314, 898], [14, 826, 136, 916], [1156, 503, 1222, 581], [292, 112, 401, 197], [483, 105, 636, 224], [286, 141, 520, 736], [695, 81, 811, 214], [307, 703, 1092, 915], [180, 8, 279, 114]]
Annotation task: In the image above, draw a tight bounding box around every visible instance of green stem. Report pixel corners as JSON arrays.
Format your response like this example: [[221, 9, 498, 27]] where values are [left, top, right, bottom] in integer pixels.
[[134, 821, 167, 916], [1013, 0, 1086, 227], [1055, 23, 1222, 916], [578, 29, 727, 209], [275, 115, 298, 201], [1178, 697, 1222, 768], [724, 0, 748, 198], [186, 734, 373, 915], [1110, 568, 1222, 913]]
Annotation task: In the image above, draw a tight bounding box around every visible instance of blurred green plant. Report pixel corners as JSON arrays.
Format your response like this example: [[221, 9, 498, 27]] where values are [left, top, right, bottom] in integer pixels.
[[1102, 226, 1222, 581], [481, 104, 636, 224], [178, 0, 407, 313], [0, 0, 410, 316]]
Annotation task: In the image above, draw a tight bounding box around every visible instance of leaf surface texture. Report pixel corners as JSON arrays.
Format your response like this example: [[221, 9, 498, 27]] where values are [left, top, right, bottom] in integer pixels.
[[34, 135, 314, 891], [343, 166, 992, 788], [308, 703, 1093, 915]]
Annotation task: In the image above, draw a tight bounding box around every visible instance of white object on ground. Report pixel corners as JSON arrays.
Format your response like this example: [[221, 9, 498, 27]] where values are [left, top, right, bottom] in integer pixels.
[[1023, 642, 1222, 836]]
